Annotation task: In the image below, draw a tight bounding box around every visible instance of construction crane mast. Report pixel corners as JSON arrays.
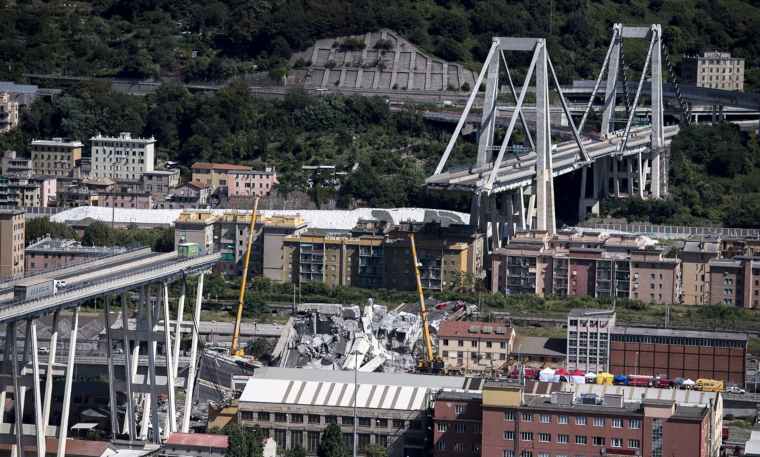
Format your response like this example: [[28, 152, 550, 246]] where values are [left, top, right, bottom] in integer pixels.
[[409, 233, 443, 373], [230, 197, 260, 357]]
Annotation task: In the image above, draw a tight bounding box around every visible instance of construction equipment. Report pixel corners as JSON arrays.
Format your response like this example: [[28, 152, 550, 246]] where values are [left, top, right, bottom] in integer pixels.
[[230, 197, 260, 357], [409, 233, 444, 374]]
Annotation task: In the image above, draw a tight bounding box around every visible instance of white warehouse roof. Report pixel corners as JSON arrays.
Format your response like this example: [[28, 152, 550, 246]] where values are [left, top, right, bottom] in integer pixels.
[[50, 207, 470, 230]]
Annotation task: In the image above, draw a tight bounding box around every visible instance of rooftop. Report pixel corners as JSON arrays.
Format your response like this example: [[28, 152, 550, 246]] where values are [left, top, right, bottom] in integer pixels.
[[90, 132, 155, 143], [612, 325, 748, 342], [191, 162, 252, 171], [438, 320, 513, 340], [165, 432, 229, 449], [31, 138, 84, 147], [568, 308, 616, 318], [512, 336, 566, 357]]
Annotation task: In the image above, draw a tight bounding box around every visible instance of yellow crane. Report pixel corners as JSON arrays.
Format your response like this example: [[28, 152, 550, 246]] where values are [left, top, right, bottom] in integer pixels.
[[230, 196, 260, 357], [409, 233, 444, 373]]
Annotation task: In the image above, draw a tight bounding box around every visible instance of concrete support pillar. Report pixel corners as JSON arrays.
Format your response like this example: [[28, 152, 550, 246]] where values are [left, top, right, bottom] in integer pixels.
[[57, 307, 79, 457], [182, 273, 205, 433], [10, 322, 23, 457], [104, 298, 119, 437], [172, 282, 186, 380], [477, 50, 499, 166], [42, 311, 58, 433], [535, 41, 555, 233], [30, 321, 45, 457], [121, 293, 136, 439], [0, 391, 6, 424], [162, 282, 176, 436], [650, 24, 664, 199], [145, 286, 161, 444]]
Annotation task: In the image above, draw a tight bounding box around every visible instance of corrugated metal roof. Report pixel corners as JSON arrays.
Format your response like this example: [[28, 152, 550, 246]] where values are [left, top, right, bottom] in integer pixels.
[[252, 367, 470, 389], [565, 383, 718, 406]]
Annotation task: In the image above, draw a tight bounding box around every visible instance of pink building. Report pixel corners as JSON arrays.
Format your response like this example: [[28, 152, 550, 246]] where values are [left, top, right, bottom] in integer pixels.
[[33, 176, 56, 207], [97, 191, 153, 209], [227, 167, 278, 197]]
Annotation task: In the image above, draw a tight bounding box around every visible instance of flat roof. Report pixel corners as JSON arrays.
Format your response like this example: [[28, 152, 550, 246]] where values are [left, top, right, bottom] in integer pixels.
[[165, 432, 228, 449], [252, 367, 470, 390], [31, 138, 83, 147], [512, 336, 566, 357], [191, 162, 251, 171], [612, 325, 748, 342]]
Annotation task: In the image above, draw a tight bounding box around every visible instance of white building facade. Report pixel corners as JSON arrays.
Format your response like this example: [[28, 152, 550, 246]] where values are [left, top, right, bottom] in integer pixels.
[[90, 132, 155, 180]]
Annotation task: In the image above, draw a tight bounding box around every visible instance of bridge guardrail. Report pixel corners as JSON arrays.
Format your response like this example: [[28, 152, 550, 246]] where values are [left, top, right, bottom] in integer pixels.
[[579, 222, 760, 239]]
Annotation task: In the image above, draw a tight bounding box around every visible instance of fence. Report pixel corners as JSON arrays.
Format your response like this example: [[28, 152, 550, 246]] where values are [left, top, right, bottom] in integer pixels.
[[578, 222, 760, 239]]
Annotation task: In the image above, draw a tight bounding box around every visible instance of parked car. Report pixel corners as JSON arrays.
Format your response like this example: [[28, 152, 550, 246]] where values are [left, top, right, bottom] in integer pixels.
[[726, 386, 746, 394]]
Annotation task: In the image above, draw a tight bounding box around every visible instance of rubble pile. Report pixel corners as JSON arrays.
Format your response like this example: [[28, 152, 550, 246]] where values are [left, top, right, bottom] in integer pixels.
[[288, 300, 456, 373]]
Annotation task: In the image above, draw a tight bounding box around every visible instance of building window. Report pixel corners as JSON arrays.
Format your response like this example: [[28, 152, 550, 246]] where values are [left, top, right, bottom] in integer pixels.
[[455, 404, 466, 415], [308, 415, 321, 425], [454, 443, 464, 453], [504, 411, 515, 421], [557, 434, 569, 444], [376, 435, 388, 448], [393, 419, 405, 429], [538, 432, 551, 442], [611, 438, 622, 448], [291, 430, 303, 448], [436, 440, 446, 451], [504, 431, 515, 440], [575, 416, 587, 426], [291, 413, 304, 423], [274, 413, 287, 423], [274, 429, 287, 449], [520, 432, 533, 441], [576, 435, 587, 445], [258, 412, 270, 421], [522, 413, 532, 422], [592, 436, 605, 446], [503, 451, 514, 457], [592, 417, 604, 427], [629, 419, 641, 429], [437, 423, 449, 432], [612, 418, 623, 428], [342, 416, 353, 426], [629, 439, 641, 449], [455, 423, 465, 433], [520, 452, 533, 457], [539, 414, 550, 424], [325, 415, 337, 425], [307, 432, 320, 452], [358, 417, 371, 427], [558, 415, 568, 424], [458, 340, 464, 347], [538, 454, 549, 457], [376, 418, 388, 428], [652, 418, 663, 457]]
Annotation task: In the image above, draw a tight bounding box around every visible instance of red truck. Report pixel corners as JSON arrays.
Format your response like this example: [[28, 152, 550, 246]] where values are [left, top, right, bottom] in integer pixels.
[[627, 375, 654, 387]]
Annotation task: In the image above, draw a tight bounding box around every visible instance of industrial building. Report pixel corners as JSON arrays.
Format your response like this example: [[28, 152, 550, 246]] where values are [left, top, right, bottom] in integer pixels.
[[237, 367, 480, 457], [609, 326, 747, 386], [472, 381, 723, 457]]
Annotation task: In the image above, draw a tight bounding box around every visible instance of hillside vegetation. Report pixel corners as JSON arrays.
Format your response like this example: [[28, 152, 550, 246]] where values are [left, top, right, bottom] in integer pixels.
[[1, 0, 759, 89]]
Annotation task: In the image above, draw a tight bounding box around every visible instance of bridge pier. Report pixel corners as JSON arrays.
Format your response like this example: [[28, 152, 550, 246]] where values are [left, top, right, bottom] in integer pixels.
[[121, 293, 137, 439], [57, 307, 79, 457], [182, 272, 205, 433]]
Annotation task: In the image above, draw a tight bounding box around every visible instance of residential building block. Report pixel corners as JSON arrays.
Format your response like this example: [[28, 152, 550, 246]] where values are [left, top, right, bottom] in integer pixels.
[[90, 132, 155, 180], [30, 137, 83, 177]]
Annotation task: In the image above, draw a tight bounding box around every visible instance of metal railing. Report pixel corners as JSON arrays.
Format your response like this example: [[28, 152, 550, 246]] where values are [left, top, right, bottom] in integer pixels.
[[578, 222, 760, 239]]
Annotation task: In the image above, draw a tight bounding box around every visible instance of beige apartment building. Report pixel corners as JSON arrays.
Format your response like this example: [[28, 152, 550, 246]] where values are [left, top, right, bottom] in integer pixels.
[[191, 162, 252, 189], [682, 51, 745, 91], [437, 320, 515, 374], [0, 209, 25, 279], [30, 138, 83, 177], [679, 239, 721, 305], [629, 248, 681, 305], [709, 257, 760, 308], [0, 92, 19, 133]]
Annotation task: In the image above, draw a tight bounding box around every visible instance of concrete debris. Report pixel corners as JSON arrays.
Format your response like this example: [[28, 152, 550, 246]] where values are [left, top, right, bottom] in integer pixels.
[[281, 299, 477, 373]]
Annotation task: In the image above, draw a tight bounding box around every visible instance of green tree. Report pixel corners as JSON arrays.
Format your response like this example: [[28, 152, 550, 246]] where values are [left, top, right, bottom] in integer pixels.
[[284, 447, 307, 457], [223, 423, 263, 457], [152, 227, 175, 252], [317, 423, 349, 457], [364, 445, 387, 457], [81, 221, 114, 247], [246, 338, 274, 363]]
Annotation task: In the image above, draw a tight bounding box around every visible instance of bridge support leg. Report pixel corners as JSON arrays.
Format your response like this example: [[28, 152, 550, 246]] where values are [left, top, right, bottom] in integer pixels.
[[57, 306, 79, 457], [182, 272, 205, 433], [121, 293, 136, 439], [146, 287, 161, 444], [535, 43, 555, 233], [42, 311, 58, 434], [30, 321, 45, 457], [162, 282, 176, 437], [104, 297, 119, 437], [172, 282, 186, 380], [10, 322, 23, 457], [138, 287, 150, 441], [602, 25, 622, 137]]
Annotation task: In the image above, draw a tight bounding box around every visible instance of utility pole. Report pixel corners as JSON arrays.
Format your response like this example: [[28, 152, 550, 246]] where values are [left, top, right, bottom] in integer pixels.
[[353, 350, 358, 457]]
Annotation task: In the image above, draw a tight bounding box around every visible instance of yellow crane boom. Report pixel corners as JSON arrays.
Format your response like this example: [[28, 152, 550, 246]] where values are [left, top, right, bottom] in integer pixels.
[[230, 196, 260, 357], [409, 233, 434, 363]]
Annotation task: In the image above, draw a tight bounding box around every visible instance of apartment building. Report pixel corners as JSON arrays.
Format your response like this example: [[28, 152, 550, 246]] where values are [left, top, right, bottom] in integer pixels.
[[0, 209, 24, 279], [493, 230, 680, 304], [1, 150, 32, 177], [90, 132, 155, 180], [175, 211, 217, 255], [141, 169, 180, 195], [566, 308, 615, 373], [721, 237, 760, 258], [432, 391, 483, 457], [679, 238, 721, 305], [161, 181, 210, 209], [437, 321, 516, 374], [236, 367, 472, 457], [25, 237, 123, 274], [472, 382, 722, 457], [227, 167, 279, 198], [0, 175, 56, 208], [30, 138, 83, 177], [708, 256, 760, 308], [610, 326, 747, 386], [191, 162, 251, 189], [681, 51, 745, 91], [97, 191, 153, 209], [0, 92, 19, 133], [284, 221, 484, 291]]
